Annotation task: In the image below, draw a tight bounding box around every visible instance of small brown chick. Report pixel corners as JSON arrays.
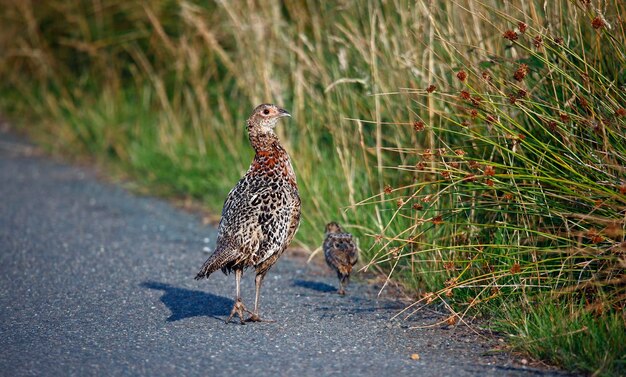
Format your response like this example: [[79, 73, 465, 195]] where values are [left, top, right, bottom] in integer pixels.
[[323, 222, 358, 295]]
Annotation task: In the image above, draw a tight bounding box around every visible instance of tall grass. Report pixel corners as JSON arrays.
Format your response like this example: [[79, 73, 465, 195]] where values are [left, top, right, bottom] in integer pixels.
[[1, 1, 624, 374]]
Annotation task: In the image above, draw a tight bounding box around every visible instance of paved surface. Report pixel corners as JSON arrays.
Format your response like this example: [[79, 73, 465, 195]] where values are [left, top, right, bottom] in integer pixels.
[[0, 132, 571, 376]]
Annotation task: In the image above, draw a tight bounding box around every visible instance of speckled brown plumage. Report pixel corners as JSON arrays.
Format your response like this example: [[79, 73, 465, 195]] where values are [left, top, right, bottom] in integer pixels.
[[323, 222, 358, 295], [195, 104, 301, 324]]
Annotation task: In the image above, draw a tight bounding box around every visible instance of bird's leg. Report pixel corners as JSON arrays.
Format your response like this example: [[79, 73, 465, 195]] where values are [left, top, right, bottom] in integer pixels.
[[246, 272, 275, 323], [338, 275, 347, 296], [226, 269, 251, 324]]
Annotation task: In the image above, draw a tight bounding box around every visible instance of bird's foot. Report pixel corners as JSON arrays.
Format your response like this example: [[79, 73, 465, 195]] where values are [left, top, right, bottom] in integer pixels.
[[225, 299, 252, 325], [245, 313, 275, 323]]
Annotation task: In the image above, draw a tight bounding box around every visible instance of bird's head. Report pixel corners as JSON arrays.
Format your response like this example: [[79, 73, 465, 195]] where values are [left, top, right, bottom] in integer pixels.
[[248, 103, 291, 133], [325, 222, 343, 234]]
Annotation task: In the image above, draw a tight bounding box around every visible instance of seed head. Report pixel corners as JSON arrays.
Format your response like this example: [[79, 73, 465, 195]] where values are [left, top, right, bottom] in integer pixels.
[[415, 162, 425, 170], [431, 215, 443, 225], [469, 109, 479, 118], [413, 121, 425, 132], [460, 90, 471, 100], [485, 179, 494, 187], [484, 165, 495, 176], [456, 70, 467, 82], [616, 108, 626, 117], [592, 16, 606, 29], [482, 71, 492, 81], [503, 30, 518, 41], [559, 113, 571, 122], [384, 184, 393, 194], [445, 315, 457, 326], [510, 263, 521, 274], [554, 36, 564, 46], [412, 203, 423, 210], [514, 63, 529, 81], [533, 35, 543, 48], [426, 84, 436, 93], [518, 22, 528, 33], [587, 229, 603, 244], [547, 120, 558, 132]]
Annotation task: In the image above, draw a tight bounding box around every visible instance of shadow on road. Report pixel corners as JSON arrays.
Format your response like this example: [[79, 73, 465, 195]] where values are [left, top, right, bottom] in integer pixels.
[[292, 279, 337, 293], [141, 281, 233, 322]]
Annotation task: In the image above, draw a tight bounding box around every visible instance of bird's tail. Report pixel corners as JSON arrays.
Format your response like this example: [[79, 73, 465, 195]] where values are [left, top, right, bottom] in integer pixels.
[[195, 245, 238, 280]]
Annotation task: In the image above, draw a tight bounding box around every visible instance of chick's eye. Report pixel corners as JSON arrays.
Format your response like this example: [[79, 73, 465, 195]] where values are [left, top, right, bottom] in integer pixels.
[[263, 109, 270, 115]]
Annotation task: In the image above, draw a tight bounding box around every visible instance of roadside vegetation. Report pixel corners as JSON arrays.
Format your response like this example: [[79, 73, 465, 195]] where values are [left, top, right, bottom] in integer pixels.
[[1, 1, 624, 375]]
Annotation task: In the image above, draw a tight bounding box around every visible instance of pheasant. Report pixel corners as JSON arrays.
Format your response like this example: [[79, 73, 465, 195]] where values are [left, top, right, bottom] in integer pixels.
[[323, 222, 358, 295], [195, 104, 301, 324]]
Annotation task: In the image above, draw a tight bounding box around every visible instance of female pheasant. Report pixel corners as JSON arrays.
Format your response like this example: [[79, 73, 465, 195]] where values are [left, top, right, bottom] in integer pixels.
[[323, 222, 358, 295], [195, 104, 301, 324]]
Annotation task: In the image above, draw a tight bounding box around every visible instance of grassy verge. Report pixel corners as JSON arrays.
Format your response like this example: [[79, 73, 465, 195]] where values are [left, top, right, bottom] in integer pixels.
[[1, 1, 624, 375]]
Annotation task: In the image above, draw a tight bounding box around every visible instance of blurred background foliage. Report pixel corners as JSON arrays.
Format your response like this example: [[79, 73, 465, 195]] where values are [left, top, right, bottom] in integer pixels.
[[1, 1, 624, 374]]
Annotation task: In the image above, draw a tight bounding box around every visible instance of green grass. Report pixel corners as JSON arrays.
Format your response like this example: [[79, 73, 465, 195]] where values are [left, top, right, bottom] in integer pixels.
[[498, 300, 626, 376], [1, 0, 625, 375]]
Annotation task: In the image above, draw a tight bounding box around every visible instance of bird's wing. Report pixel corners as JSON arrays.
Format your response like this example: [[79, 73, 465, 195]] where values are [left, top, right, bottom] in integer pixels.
[[216, 175, 298, 264]]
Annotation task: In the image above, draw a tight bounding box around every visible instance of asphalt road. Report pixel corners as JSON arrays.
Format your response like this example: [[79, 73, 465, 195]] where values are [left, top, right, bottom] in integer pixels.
[[0, 132, 571, 376]]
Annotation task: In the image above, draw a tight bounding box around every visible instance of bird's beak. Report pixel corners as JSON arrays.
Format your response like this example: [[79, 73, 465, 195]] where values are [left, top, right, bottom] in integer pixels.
[[277, 108, 291, 118]]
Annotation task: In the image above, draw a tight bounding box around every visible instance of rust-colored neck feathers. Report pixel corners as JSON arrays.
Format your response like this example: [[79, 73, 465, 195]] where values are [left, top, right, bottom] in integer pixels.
[[247, 119, 297, 187]]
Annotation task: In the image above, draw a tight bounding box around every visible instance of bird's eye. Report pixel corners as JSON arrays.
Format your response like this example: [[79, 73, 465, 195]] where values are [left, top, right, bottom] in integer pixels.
[[263, 109, 270, 115]]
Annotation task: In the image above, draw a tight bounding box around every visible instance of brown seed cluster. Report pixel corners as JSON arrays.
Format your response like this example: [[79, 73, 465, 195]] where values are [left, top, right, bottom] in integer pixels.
[[456, 70, 467, 82], [413, 121, 425, 132], [591, 16, 606, 29], [514, 63, 529, 81], [460, 90, 471, 100], [587, 228, 603, 244], [384, 184, 393, 194], [510, 263, 521, 274], [503, 30, 518, 41], [533, 35, 543, 48], [484, 165, 495, 176], [518, 22, 527, 33], [426, 84, 436, 93], [547, 120, 558, 132], [616, 108, 626, 117]]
